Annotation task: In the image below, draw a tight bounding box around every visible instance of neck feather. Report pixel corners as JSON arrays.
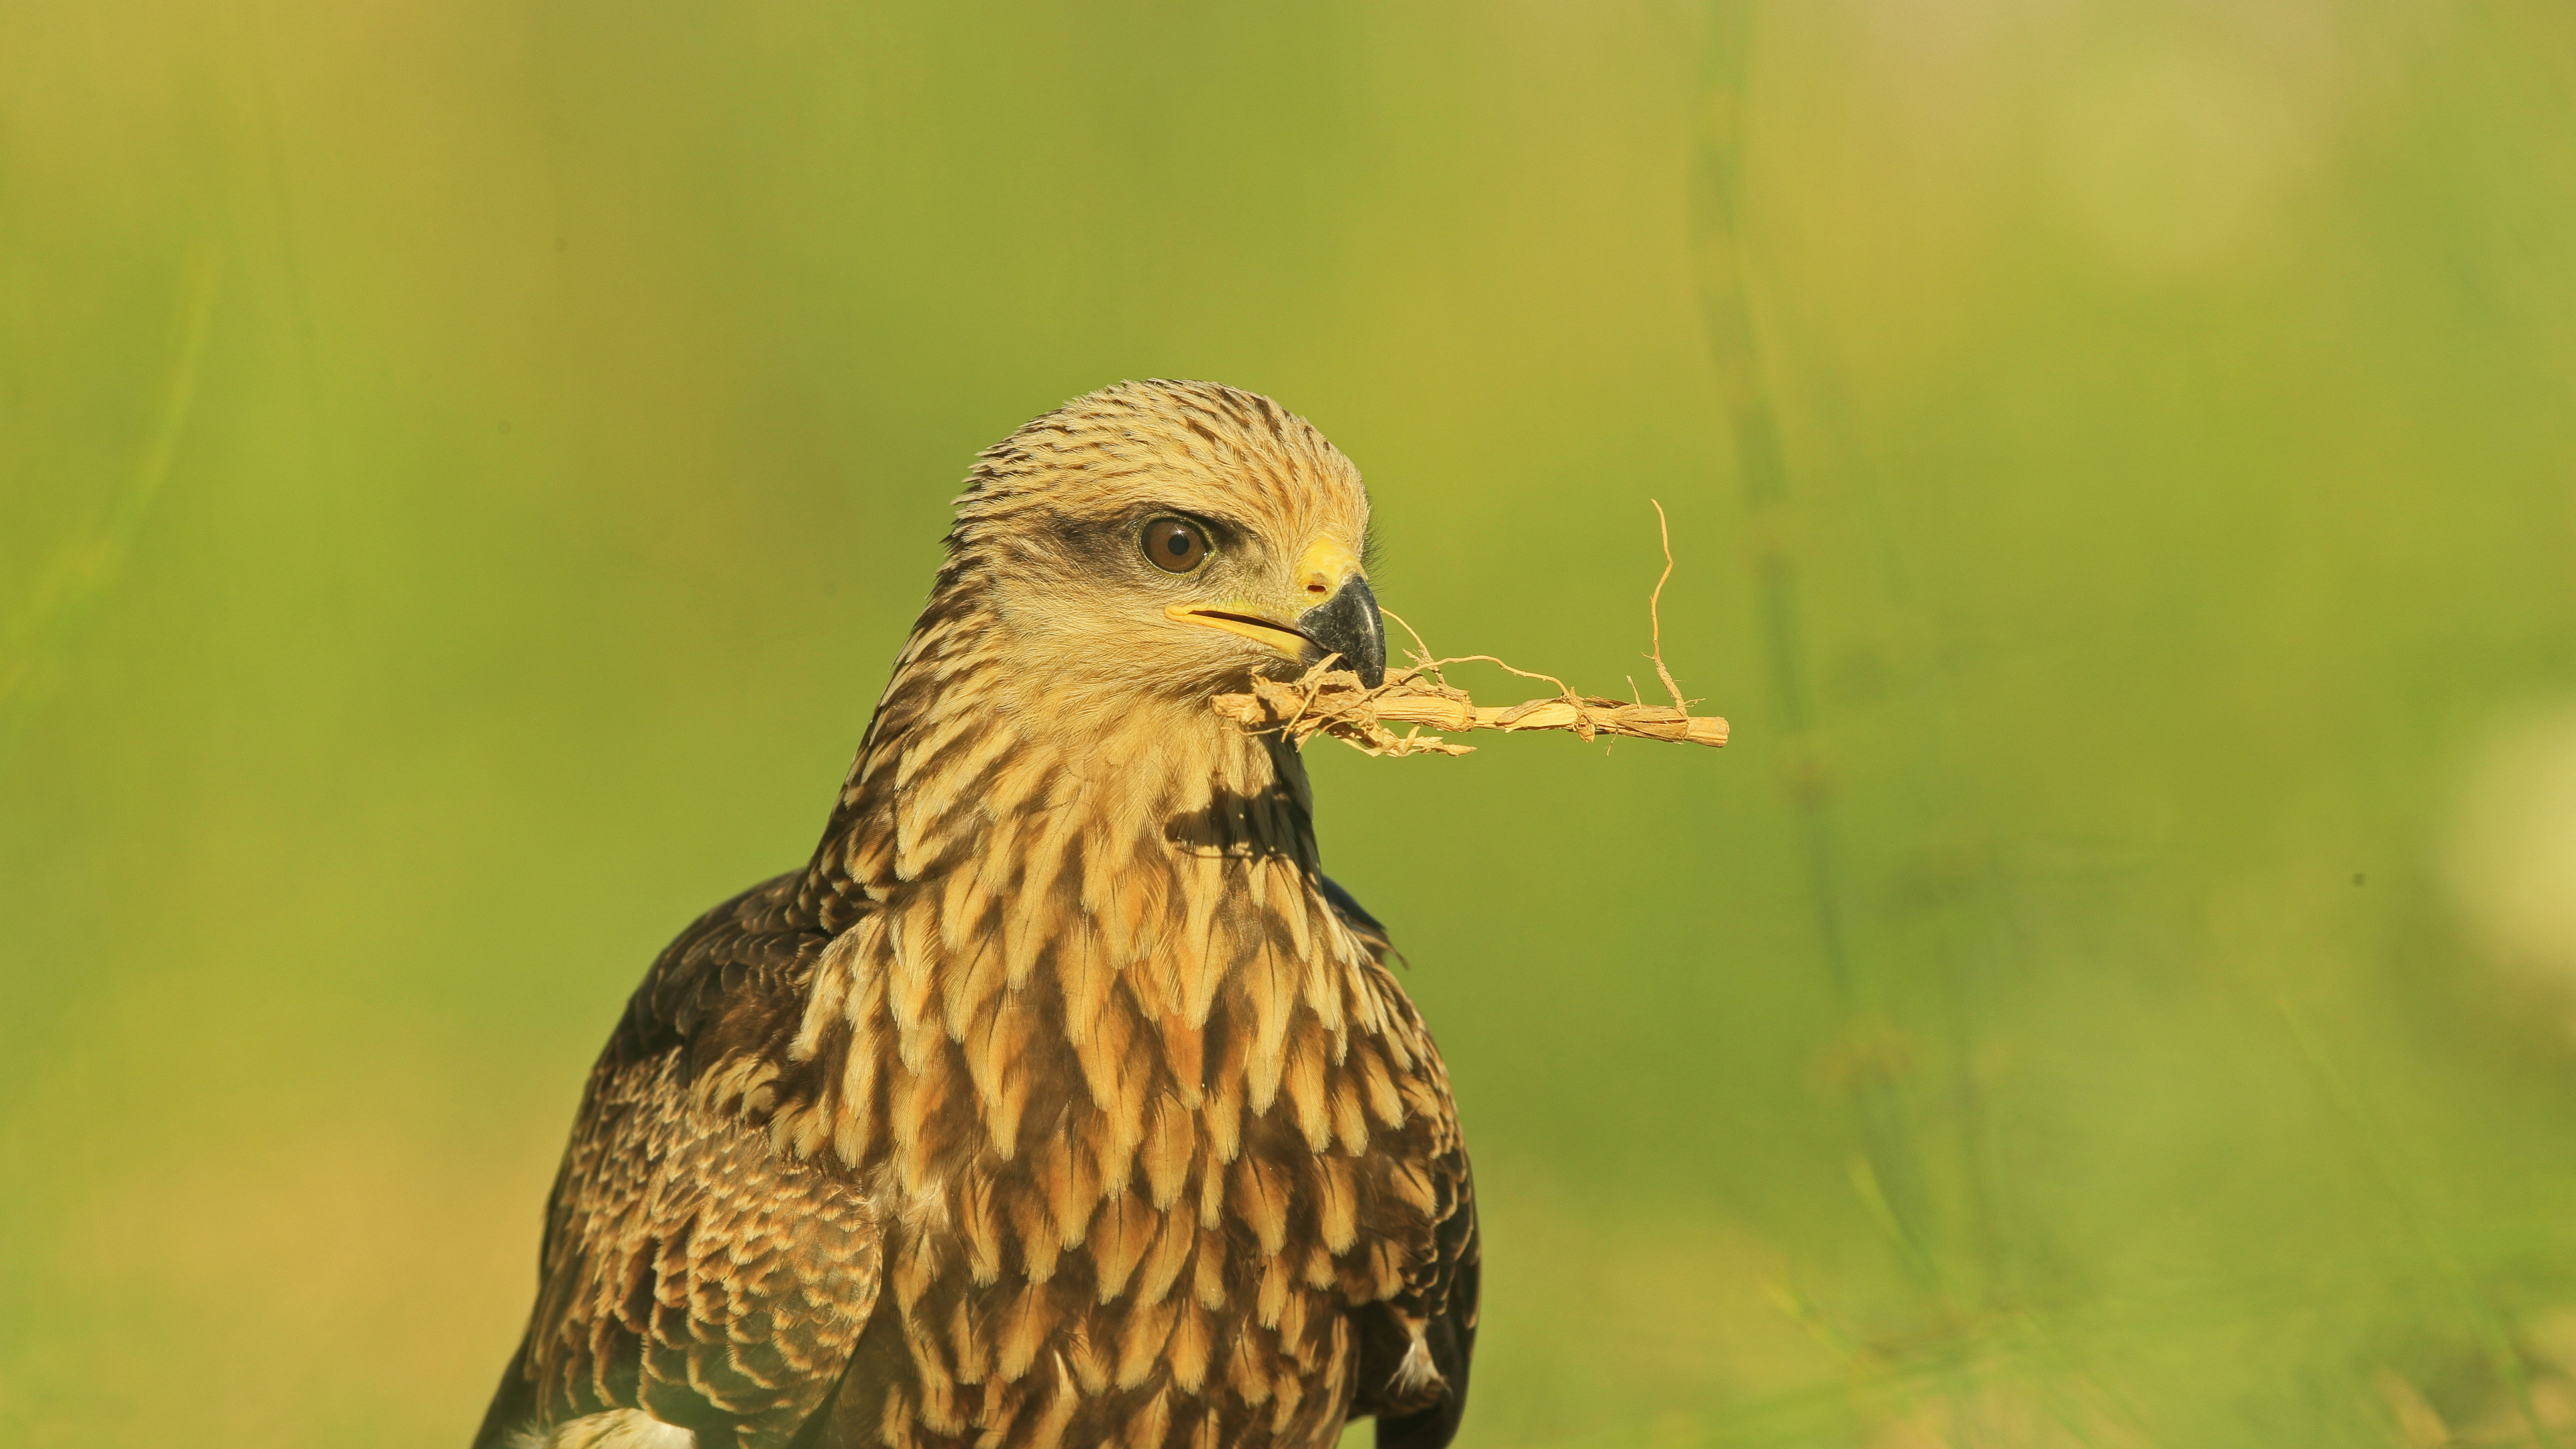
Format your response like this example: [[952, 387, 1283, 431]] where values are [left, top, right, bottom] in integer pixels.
[[810, 594, 1321, 907], [753, 596, 1401, 1191]]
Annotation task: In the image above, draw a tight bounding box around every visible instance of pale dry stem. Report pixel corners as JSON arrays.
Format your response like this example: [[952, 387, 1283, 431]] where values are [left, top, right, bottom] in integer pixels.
[[1648, 498, 1688, 711], [1212, 506, 1730, 757]]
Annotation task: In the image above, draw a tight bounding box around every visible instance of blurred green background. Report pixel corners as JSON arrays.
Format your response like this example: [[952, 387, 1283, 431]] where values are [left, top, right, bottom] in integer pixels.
[[9, 2, 2576, 1445]]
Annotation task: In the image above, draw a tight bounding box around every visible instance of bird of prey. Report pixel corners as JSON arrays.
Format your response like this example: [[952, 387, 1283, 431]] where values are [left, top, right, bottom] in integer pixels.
[[474, 381, 1478, 1449]]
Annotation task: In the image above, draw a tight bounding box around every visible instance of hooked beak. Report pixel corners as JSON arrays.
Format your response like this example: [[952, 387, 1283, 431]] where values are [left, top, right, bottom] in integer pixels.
[[1297, 575, 1384, 688]]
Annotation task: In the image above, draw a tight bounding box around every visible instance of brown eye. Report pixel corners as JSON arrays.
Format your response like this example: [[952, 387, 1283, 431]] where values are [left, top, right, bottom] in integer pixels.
[[1141, 517, 1210, 574]]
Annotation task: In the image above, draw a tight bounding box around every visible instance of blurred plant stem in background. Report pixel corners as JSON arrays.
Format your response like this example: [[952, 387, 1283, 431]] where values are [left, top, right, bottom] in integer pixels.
[[1689, 0, 1945, 1287], [0, 252, 219, 758]]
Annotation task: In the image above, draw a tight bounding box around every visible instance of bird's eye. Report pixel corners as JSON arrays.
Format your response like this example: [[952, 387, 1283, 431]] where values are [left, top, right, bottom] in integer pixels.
[[1140, 517, 1210, 574]]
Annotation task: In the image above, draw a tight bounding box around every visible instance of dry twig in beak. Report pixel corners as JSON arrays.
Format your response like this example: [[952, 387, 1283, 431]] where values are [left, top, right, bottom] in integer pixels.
[[1212, 503, 1730, 757]]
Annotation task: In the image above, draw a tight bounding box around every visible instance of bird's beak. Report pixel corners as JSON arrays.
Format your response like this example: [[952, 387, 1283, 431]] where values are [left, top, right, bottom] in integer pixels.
[[1297, 574, 1384, 688], [1163, 537, 1386, 688]]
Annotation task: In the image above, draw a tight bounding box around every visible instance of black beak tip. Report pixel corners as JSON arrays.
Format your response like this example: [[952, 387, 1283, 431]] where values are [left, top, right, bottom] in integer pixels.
[[1300, 578, 1385, 689]]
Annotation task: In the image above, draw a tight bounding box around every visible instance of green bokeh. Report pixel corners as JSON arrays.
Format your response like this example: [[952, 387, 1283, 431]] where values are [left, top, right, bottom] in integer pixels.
[[9, 3, 2576, 1445]]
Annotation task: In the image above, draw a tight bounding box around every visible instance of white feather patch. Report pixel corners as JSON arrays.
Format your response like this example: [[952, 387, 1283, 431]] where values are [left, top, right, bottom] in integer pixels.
[[527, 1409, 698, 1449], [1390, 1322, 1444, 1399]]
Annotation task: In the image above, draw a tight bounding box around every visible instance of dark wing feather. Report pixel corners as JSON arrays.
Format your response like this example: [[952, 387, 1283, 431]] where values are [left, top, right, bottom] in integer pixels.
[[1316, 873, 1389, 943], [475, 874, 883, 1449], [1362, 1160, 1479, 1449], [1318, 875, 1481, 1449]]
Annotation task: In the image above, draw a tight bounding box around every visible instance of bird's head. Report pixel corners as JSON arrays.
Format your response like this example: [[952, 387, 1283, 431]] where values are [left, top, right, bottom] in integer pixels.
[[937, 381, 1383, 738]]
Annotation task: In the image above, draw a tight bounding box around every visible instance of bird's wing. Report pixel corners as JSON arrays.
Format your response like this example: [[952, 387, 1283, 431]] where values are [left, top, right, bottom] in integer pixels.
[[475, 873, 884, 1449], [1317, 875, 1481, 1449], [1360, 1155, 1479, 1449]]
